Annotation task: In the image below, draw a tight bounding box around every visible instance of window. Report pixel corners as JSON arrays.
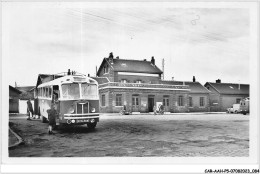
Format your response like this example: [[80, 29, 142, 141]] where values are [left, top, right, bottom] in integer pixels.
[[49, 87, 52, 98], [38, 88, 41, 97], [236, 98, 241, 104], [200, 97, 205, 107], [104, 65, 109, 74], [178, 96, 184, 106], [43, 87, 47, 97], [46, 87, 49, 97], [46, 87, 49, 98], [116, 94, 122, 106], [189, 97, 193, 107], [120, 79, 127, 83], [135, 80, 142, 84], [61, 83, 80, 99], [101, 95, 105, 106], [132, 96, 139, 106], [81, 84, 98, 99], [163, 97, 169, 106]]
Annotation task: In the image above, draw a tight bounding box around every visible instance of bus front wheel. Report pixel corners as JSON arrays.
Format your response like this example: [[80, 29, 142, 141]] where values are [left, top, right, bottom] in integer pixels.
[[87, 122, 97, 130]]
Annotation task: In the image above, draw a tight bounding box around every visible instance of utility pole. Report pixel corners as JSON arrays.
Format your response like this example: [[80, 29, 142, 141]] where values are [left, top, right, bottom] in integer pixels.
[[162, 58, 165, 80]]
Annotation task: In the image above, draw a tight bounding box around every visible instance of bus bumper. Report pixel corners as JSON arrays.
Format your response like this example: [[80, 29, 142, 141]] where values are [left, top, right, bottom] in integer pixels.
[[61, 114, 100, 124]]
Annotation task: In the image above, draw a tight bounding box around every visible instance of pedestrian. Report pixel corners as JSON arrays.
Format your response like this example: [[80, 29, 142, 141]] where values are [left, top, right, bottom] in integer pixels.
[[26, 98, 34, 120], [160, 104, 164, 114], [47, 103, 58, 134], [153, 105, 157, 115]]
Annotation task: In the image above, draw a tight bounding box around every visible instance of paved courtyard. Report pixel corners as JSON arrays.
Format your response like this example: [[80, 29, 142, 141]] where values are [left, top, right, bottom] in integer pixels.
[[9, 113, 249, 157]]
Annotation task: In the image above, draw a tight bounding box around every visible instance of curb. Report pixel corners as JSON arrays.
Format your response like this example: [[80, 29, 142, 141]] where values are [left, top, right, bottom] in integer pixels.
[[100, 112, 227, 116], [9, 127, 24, 149]]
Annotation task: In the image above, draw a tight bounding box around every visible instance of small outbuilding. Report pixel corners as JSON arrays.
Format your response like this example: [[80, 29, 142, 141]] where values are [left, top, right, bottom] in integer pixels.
[[9, 85, 22, 113], [204, 79, 249, 112]]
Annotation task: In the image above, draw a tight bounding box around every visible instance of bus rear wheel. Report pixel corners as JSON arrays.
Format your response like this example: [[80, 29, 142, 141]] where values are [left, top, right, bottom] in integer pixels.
[[39, 108, 46, 123], [87, 122, 97, 130]]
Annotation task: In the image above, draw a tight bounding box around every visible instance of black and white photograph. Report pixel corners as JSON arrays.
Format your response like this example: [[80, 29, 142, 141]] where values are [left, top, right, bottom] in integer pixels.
[[1, 1, 259, 173]]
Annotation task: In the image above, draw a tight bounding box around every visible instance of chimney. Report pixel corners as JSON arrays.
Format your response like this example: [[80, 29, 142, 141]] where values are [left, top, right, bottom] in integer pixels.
[[116, 56, 119, 59], [109, 52, 114, 59], [172, 77, 174, 81], [216, 79, 221, 83], [108, 52, 114, 64], [193, 76, 196, 82], [68, 69, 71, 75], [151, 56, 155, 65]]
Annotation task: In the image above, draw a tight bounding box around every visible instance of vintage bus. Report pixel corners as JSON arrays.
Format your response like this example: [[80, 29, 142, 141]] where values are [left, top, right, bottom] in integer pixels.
[[36, 75, 99, 129]]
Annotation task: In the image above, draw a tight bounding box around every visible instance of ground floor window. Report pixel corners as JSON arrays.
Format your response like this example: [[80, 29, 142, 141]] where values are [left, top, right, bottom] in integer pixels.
[[189, 97, 193, 107], [132, 96, 139, 106], [178, 96, 184, 106], [200, 97, 205, 107], [101, 94, 105, 106], [116, 94, 122, 106], [236, 98, 241, 104], [163, 97, 169, 106]]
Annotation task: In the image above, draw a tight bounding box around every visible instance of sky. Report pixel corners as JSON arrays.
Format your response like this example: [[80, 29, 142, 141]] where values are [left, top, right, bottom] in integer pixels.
[[3, 2, 250, 87]]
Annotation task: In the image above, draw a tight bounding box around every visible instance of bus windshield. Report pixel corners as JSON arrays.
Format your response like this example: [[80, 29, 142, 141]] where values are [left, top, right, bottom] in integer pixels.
[[61, 83, 80, 99], [81, 83, 98, 99]]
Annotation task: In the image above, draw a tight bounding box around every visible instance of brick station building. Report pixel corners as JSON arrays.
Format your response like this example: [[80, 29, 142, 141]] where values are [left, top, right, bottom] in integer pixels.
[[94, 53, 210, 113]]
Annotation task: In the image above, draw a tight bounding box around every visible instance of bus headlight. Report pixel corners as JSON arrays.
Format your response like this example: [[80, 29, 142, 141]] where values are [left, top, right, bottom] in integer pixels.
[[68, 107, 74, 114], [91, 108, 96, 113]]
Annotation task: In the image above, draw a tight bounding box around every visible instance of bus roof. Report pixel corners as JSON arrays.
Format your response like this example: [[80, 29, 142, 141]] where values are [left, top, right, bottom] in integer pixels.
[[38, 75, 98, 88]]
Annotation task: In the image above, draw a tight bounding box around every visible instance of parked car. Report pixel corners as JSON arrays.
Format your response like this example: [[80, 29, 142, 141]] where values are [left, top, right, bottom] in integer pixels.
[[226, 104, 240, 113], [240, 97, 250, 115]]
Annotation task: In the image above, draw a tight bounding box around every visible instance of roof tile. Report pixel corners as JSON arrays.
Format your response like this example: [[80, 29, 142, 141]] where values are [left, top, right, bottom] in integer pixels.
[[206, 82, 249, 95], [111, 58, 163, 74], [160, 80, 210, 93]]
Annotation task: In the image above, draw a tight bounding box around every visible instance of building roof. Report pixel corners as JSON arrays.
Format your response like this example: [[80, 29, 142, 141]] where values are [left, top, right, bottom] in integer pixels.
[[91, 77, 110, 84], [16, 86, 35, 92], [36, 74, 64, 87], [9, 85, 22, 94], [205, 82, 249, 95], [97, 58, 163, 75], [160, 80, 210, 93]]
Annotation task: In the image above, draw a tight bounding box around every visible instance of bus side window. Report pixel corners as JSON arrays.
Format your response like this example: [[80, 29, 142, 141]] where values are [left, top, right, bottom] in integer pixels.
[[53, 85, 60, 101], [49, 86, 52, 99]]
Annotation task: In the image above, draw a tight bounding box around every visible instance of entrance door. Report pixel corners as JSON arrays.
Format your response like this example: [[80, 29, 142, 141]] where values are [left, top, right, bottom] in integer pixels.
[[132, 96, 139, 112], [148, 97, 154, 112], [163, 97, 170, 112]]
